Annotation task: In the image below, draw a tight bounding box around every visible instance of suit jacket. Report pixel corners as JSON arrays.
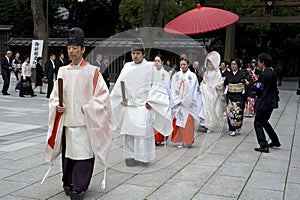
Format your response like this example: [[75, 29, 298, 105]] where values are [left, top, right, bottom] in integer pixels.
[[55, 58, 64, 76], [94, 60, 110, 88], [254, 68, 279, 110], [102, 63, 110, 89], [1, 56, 12, 74], [44, 59, 55, 80]]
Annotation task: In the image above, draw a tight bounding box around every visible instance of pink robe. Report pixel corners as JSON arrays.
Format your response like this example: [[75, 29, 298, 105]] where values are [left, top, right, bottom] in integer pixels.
[[45, 61, 112, 166]]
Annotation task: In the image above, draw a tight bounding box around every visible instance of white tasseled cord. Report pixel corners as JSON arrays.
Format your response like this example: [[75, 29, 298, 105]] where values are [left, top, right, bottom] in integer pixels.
[[41, 160, 55, 184], [101, 166, 107, 190]]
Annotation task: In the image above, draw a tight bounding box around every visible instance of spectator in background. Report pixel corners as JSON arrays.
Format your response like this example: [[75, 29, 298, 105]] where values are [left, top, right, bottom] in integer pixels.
[[219, 60, 230, 77], [251, 57, 261, 76], [164, 59, 172, 72], [12, 52, 22, 82], [19, 55, 36, 97], [275, 66, 283, 86], [44, 53, 56, 98], [1, 51, 13, 95], [55, 53, 65, 80], [244, 63, 258, 117], [33, 57, 45, 94], [102, 56, 110, 89]]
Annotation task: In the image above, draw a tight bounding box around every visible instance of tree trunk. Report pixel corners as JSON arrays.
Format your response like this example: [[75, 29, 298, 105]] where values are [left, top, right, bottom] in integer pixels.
[[154, 0, 166, 27], [31, 0, 48, 66], [143, 0, 155, 27]]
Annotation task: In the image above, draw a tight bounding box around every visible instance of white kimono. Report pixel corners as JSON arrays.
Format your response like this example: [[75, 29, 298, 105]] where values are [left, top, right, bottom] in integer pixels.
[[200, 51, 224, 130], [45, 61, 112, 165], [110, 59, 172, 162], [171, 69, 204, 128]]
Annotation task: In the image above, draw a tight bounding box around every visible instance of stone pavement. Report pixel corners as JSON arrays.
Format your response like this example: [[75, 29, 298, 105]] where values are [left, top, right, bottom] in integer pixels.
[[0, 75, 300, 200]]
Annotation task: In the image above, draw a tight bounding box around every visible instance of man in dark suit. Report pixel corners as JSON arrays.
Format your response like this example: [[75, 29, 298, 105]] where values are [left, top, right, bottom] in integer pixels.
[[247, 53, 280, 153], [94, 53, 110, 89], [1, 51, 13, 95], [102, 56, 110, 89], [44, 53, 56, 98], [55, 53, 65, 80]]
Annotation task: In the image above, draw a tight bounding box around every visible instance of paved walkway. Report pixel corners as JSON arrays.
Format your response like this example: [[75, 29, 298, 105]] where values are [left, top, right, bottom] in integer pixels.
[[0, 76, 299, 200]]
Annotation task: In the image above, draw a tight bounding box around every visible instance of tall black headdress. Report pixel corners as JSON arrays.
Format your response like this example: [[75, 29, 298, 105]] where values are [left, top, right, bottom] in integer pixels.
[[131, 38, 145, 53], [67, 27, 84, 47]]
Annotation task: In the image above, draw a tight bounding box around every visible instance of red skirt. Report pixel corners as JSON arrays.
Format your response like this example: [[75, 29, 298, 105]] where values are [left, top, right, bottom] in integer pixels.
[[171, 114, 194, 145]]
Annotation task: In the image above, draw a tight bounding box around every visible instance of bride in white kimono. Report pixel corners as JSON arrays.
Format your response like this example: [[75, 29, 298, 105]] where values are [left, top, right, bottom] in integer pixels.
[[200, 51, 224, 133]]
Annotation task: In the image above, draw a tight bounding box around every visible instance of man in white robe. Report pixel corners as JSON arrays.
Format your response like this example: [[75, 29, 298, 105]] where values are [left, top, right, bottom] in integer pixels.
[[110, 39, 172, 167], [44, 27, 112, 199]]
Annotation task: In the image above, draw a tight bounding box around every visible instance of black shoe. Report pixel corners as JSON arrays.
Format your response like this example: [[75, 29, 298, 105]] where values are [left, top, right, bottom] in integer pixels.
[[20, 95, 25, 97], [63, 186, 71, 196], [183, 144, 192, 148], [31, 94, 37, 97], [268, 142, 281, 148], [139, 161, 149, 166], [2, 92, 10, 95], [254, 147, 269, 153], [70, 191, 85, 200], [125, 158, 139, 167]]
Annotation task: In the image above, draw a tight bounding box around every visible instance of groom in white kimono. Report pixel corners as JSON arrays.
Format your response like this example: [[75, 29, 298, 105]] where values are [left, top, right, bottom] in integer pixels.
[[110, 39, 172, 167]]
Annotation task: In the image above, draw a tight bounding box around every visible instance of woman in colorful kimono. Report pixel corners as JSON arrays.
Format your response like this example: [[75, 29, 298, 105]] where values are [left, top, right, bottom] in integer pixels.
[[171, 58, 204, 148], [244, 63, 259, 117], [224, 58, 246, 136], [200, 51, 224, 133]]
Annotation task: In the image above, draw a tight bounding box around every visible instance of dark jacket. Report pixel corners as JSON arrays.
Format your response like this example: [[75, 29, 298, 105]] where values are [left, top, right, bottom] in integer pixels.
[[44, 59, 55, 80], [55, 58, 64, 77], [1, 56, 12, 73], [254, 68, 279, 110]]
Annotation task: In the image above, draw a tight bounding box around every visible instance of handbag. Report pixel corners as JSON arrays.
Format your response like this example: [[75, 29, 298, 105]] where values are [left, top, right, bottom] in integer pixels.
[[42, 77, 48, 84], [297, 88, 300, 95], [22, 81, 31, 88]]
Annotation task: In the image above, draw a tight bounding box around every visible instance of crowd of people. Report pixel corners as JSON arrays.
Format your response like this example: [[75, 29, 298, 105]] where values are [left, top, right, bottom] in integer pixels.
[[1, 27, 281, 200], [1, 49, 112, 100]]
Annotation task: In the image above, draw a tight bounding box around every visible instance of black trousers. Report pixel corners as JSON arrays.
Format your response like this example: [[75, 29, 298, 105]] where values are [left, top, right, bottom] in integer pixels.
[[46, 78, 53, 98], [254, 109, 280, 148], [61, 130, 95, 192], [1, 70, 10, 94]]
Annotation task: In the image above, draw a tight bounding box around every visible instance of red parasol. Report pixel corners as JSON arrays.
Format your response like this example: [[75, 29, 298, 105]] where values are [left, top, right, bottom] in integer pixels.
[[164, 4, 239, 35]]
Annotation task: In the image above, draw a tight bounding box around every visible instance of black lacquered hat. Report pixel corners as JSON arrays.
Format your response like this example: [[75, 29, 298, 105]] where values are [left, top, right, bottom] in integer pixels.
[[131, 38, 145, 53], [67, 27, 84, 47]]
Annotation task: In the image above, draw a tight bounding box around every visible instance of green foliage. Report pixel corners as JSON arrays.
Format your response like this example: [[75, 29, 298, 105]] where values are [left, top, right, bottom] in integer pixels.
[[0, 0, 33, 37], [118, 0, 144, 30]]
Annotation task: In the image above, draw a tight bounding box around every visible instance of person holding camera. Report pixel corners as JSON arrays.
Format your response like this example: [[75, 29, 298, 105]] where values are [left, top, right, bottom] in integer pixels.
[[245, 53, 280, 153]]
